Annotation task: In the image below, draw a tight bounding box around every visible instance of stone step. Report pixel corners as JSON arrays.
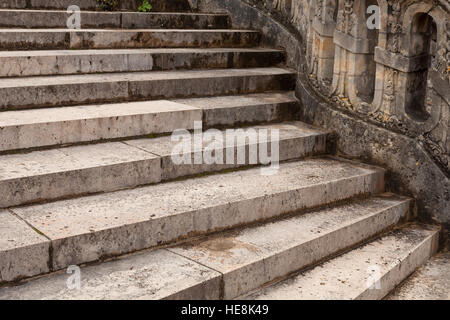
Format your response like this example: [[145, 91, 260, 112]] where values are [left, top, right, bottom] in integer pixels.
[[0, 121, 328, 207], [0, 0, 192, 12], [0, 10, 229, 29], [0, 67, 295, 110], [0, 194, 410, 299], [243, 224, 439, 300], [175, 92, 298, 128], [0, 99, 202, 152], [0, 48, 285, 77], [0, 29, 261, 50], [0, 92, 298, 152], [1, 158, 385, 283], [386, 252, 449, 300]]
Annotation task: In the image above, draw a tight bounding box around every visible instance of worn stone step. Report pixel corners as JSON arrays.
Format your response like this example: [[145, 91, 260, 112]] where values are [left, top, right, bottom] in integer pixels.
[[0, 195, 410, 299], [0, 67, 295, 110], [386, 252, 449, 300], [0, 92, 298, 152], [0, 29, 261, 50], [244, 224, 439, 300], [0, 225, 221, 299], [0, 99, 202, 152], [0, 0, 192, 12], [0, 10, 229, 29], [0, 48, 285, 77], [176, 91, 298, 128], [0, 121, 327, 207], [1, 158, 385, 282]]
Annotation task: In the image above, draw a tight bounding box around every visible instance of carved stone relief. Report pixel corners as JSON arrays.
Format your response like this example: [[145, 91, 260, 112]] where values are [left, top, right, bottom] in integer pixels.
[[239, 0, 449, 171]]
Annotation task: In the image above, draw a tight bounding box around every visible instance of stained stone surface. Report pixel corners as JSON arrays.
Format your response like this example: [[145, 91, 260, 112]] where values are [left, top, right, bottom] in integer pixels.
[[0, 67, 295, 110], [0, 48, 284, 77], [0, 249, 221, 300], [0, 100, 202, 151], [170, 195, 411, 299], [0, 9, 230, 29], [0, 210, 50, 283], [11, 158, 384, 271], [0, 28, 261, 50], [0, 142, 161, 207], [0, 196, 412, 300], [244, 225, 439, 300], [386, 252, 450, 300], [198, 0, 450, 239]]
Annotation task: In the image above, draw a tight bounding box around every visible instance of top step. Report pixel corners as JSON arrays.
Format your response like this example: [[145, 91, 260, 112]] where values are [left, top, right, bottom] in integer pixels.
[[0, 10, 230, 29], [386, 252, 450, 300], [0, 0, 193, 12]]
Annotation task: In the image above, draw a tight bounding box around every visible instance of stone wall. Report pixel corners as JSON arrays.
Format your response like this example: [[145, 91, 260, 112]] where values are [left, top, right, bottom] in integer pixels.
[[198, 0, 449, 241]]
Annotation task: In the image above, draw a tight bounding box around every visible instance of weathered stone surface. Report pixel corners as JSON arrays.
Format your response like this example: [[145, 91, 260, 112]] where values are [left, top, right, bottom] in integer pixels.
[[121, 12, 229, 29], [0, 0, 445, 297], [11, 158, 384, 272], [0, 122, 326, 207], [0, 10, 229, 29], [0, 196, 413, 300], [0, 29, 69, 50], [0, 142, 161, 207], [69, 29, 261, 50], [0, 93, 299, 152], [296, 76, 450, 240], [129, 68, 295, 109], [170, 195, 411, 299], [0, 67, 295, 110], [333, 30, 374, 54], [245, 225, 439, 300], [0, 9, 121, 29], [0, 29, 260, 50], [27, 0, 98, 10], [374, 47, 430, 73], [0, 48, 284, 77], [125, 121, 328, 180], [0, 100, 201, 151], [0, 210, 50, 283], [0, 249, 221, 300], [387, 252, 450, 300], [198, 0, 450, 238], [176, 91, 297, 127], [0, 0, 26, 8], [196, 0, 304, 68], [0, 0, 192, 11]]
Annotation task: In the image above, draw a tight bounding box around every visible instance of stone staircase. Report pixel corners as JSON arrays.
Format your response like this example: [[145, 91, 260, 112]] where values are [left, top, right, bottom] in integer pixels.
[[0, 1, 442, 300]]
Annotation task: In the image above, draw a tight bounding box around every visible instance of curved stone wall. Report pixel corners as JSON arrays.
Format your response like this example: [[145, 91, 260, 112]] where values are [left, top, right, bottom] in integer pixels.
[[198, 0, 449, 238]]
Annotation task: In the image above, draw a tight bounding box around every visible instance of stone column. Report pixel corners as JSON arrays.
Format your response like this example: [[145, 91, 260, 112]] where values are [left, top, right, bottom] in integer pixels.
[[305, 0, 316, 73], [309, 0, 337, 92]]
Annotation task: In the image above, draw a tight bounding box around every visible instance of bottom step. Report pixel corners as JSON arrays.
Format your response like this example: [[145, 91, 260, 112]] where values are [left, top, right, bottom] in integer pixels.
[[386, 252, 449, 300], [244, 224, 439, 300], [0, 195, 410, 300]]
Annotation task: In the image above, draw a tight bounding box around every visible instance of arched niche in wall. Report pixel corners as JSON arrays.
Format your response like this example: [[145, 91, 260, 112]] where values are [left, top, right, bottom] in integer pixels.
[[402, 12, 437, 121], [398, 3, 449, 168], [393, 2, 449, 128]]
